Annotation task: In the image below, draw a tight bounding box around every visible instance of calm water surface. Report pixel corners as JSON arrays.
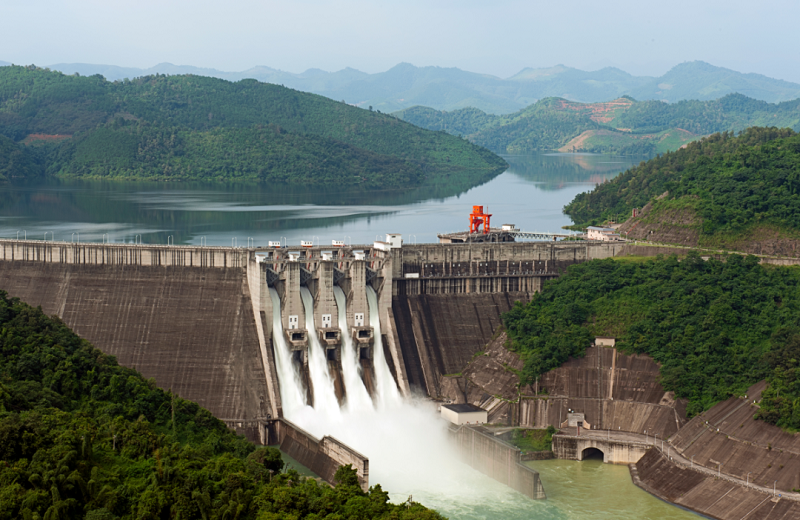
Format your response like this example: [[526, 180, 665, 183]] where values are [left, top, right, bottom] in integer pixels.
[[0, 154, 639, 246]]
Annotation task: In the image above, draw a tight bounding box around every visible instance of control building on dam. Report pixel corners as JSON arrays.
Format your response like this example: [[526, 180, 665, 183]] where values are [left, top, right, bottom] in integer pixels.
[[0, 237, 626, 491]]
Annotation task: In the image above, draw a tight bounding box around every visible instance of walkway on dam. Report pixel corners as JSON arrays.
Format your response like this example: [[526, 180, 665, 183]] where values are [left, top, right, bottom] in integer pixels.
[[559, 429, 800, 502], [661, 437, 800, 503]]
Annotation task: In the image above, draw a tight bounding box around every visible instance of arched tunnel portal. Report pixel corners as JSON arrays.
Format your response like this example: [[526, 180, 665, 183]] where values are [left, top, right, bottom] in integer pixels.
[[580, 447, 605, 461]]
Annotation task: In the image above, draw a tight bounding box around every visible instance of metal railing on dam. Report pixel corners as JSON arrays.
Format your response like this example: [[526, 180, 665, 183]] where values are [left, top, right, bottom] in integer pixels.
[[0, 239, 250, 268]]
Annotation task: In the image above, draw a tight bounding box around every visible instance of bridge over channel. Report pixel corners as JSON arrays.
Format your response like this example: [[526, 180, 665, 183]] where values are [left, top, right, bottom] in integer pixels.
[[552, 430, 653, 464]]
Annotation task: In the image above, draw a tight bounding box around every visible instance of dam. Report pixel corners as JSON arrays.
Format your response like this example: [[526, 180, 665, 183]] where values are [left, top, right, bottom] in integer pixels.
[[0, 236, 629, 499]]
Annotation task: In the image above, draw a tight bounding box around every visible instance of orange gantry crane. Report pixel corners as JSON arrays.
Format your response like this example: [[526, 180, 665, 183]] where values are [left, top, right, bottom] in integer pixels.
[[469, 205, 492, 234]]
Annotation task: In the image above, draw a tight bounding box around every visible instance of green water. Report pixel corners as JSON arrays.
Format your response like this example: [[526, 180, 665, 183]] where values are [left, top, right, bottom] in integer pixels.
[[382, 458, 701, 520], [524, 459, 701, 520]]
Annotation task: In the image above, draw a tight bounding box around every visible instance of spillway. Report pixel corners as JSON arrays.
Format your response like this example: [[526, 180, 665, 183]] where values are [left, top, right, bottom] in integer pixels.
[[333, 286, 373, 411], [269, 287, 307, 415], [366, 285, 402, 409], [300, 287, 342, 419]]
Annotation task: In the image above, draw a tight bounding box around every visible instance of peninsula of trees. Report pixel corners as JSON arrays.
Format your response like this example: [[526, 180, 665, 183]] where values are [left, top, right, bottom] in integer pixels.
[[564, 127, 800, 254], [0, 65, 506, 186]]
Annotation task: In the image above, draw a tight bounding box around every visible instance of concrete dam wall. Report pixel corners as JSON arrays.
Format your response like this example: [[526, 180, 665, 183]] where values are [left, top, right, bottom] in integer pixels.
[[0, 242, 272, 433], [0, 238, 630, 492]]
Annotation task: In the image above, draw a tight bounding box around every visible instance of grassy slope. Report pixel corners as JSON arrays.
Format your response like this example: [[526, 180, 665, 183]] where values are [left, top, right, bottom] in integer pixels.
[[0, 66, 505, 185]]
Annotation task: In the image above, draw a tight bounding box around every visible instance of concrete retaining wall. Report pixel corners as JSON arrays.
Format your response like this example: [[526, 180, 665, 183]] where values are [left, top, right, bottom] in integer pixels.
[[553, 434, 650, 464], [274, 419, 369, 491], [450, 425, 546, 500], [520, 451, 555, 461], [670, 383, 800, 494], [633, 448, 800, 519]]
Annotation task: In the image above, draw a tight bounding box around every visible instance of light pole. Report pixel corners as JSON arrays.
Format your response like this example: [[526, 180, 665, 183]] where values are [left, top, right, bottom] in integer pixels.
[[774, 480, 777, 496], [644, 430, 648, 444], [654, 433, 660, 451], [718, 462, 722, 478], [747, 472, 751, 486], [691, 456, 694, 468]]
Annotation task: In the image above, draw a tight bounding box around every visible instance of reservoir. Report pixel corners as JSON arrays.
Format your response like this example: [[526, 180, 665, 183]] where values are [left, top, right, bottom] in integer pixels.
[[0, 153, 640, 245]]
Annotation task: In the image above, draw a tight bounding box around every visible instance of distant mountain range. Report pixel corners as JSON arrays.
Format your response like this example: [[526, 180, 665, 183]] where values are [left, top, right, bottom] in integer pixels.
[[2, 60, 799, 114], [396, 94, 800, 155]]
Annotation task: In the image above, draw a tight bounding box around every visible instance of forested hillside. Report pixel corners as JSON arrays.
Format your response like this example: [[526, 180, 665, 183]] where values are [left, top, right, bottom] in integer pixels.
[[0, 65, 505, 185], [396, 94, 800, 155], [564, 128, 800, 253], [0, 290, 443, 519], [503, 254, 800, 426]]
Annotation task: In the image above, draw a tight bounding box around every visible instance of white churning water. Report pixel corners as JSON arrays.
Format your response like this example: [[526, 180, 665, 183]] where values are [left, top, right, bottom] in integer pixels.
[[333, 286, 373, 411]]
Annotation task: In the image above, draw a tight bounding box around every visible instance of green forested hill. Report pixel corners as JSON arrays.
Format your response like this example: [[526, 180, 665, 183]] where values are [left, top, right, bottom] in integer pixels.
[[503, 254, 800, 425], [0, 135, 41, 181], [563, 128, 800, 252], [396, 94, 800, 155], [0, 65, 505, 185], [0, 290, 443, 519]]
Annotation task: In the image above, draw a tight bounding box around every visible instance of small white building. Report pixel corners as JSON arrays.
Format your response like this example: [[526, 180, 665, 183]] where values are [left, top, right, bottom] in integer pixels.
[[587, 226, 621, 241], [440, 403, 488, 425], [595, 337, 616, 347], [374, 233, 403, 252]]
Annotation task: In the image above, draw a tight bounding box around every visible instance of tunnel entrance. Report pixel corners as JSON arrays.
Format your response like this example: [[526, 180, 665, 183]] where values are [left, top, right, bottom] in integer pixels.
[[581, 447, 604, 461]]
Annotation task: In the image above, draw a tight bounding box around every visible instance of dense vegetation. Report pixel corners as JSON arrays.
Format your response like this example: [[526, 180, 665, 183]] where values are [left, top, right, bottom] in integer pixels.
[[503, 254, 800, 424], [396, 94, 800, 155], [564, 128, 800, 244], [0, 65, 505, 185], [0, 291, 443, 519], [509, 427, 556, 453], [0, 135, 41, 181]]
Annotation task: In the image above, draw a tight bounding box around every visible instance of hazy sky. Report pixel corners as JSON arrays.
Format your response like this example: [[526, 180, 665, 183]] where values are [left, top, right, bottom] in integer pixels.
[[4, 0, 799, 82]]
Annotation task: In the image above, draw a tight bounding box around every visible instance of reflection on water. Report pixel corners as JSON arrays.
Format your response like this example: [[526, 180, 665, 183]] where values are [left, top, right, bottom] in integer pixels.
[[0, 154, 640, 246], [507, 153, 642, 190]]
